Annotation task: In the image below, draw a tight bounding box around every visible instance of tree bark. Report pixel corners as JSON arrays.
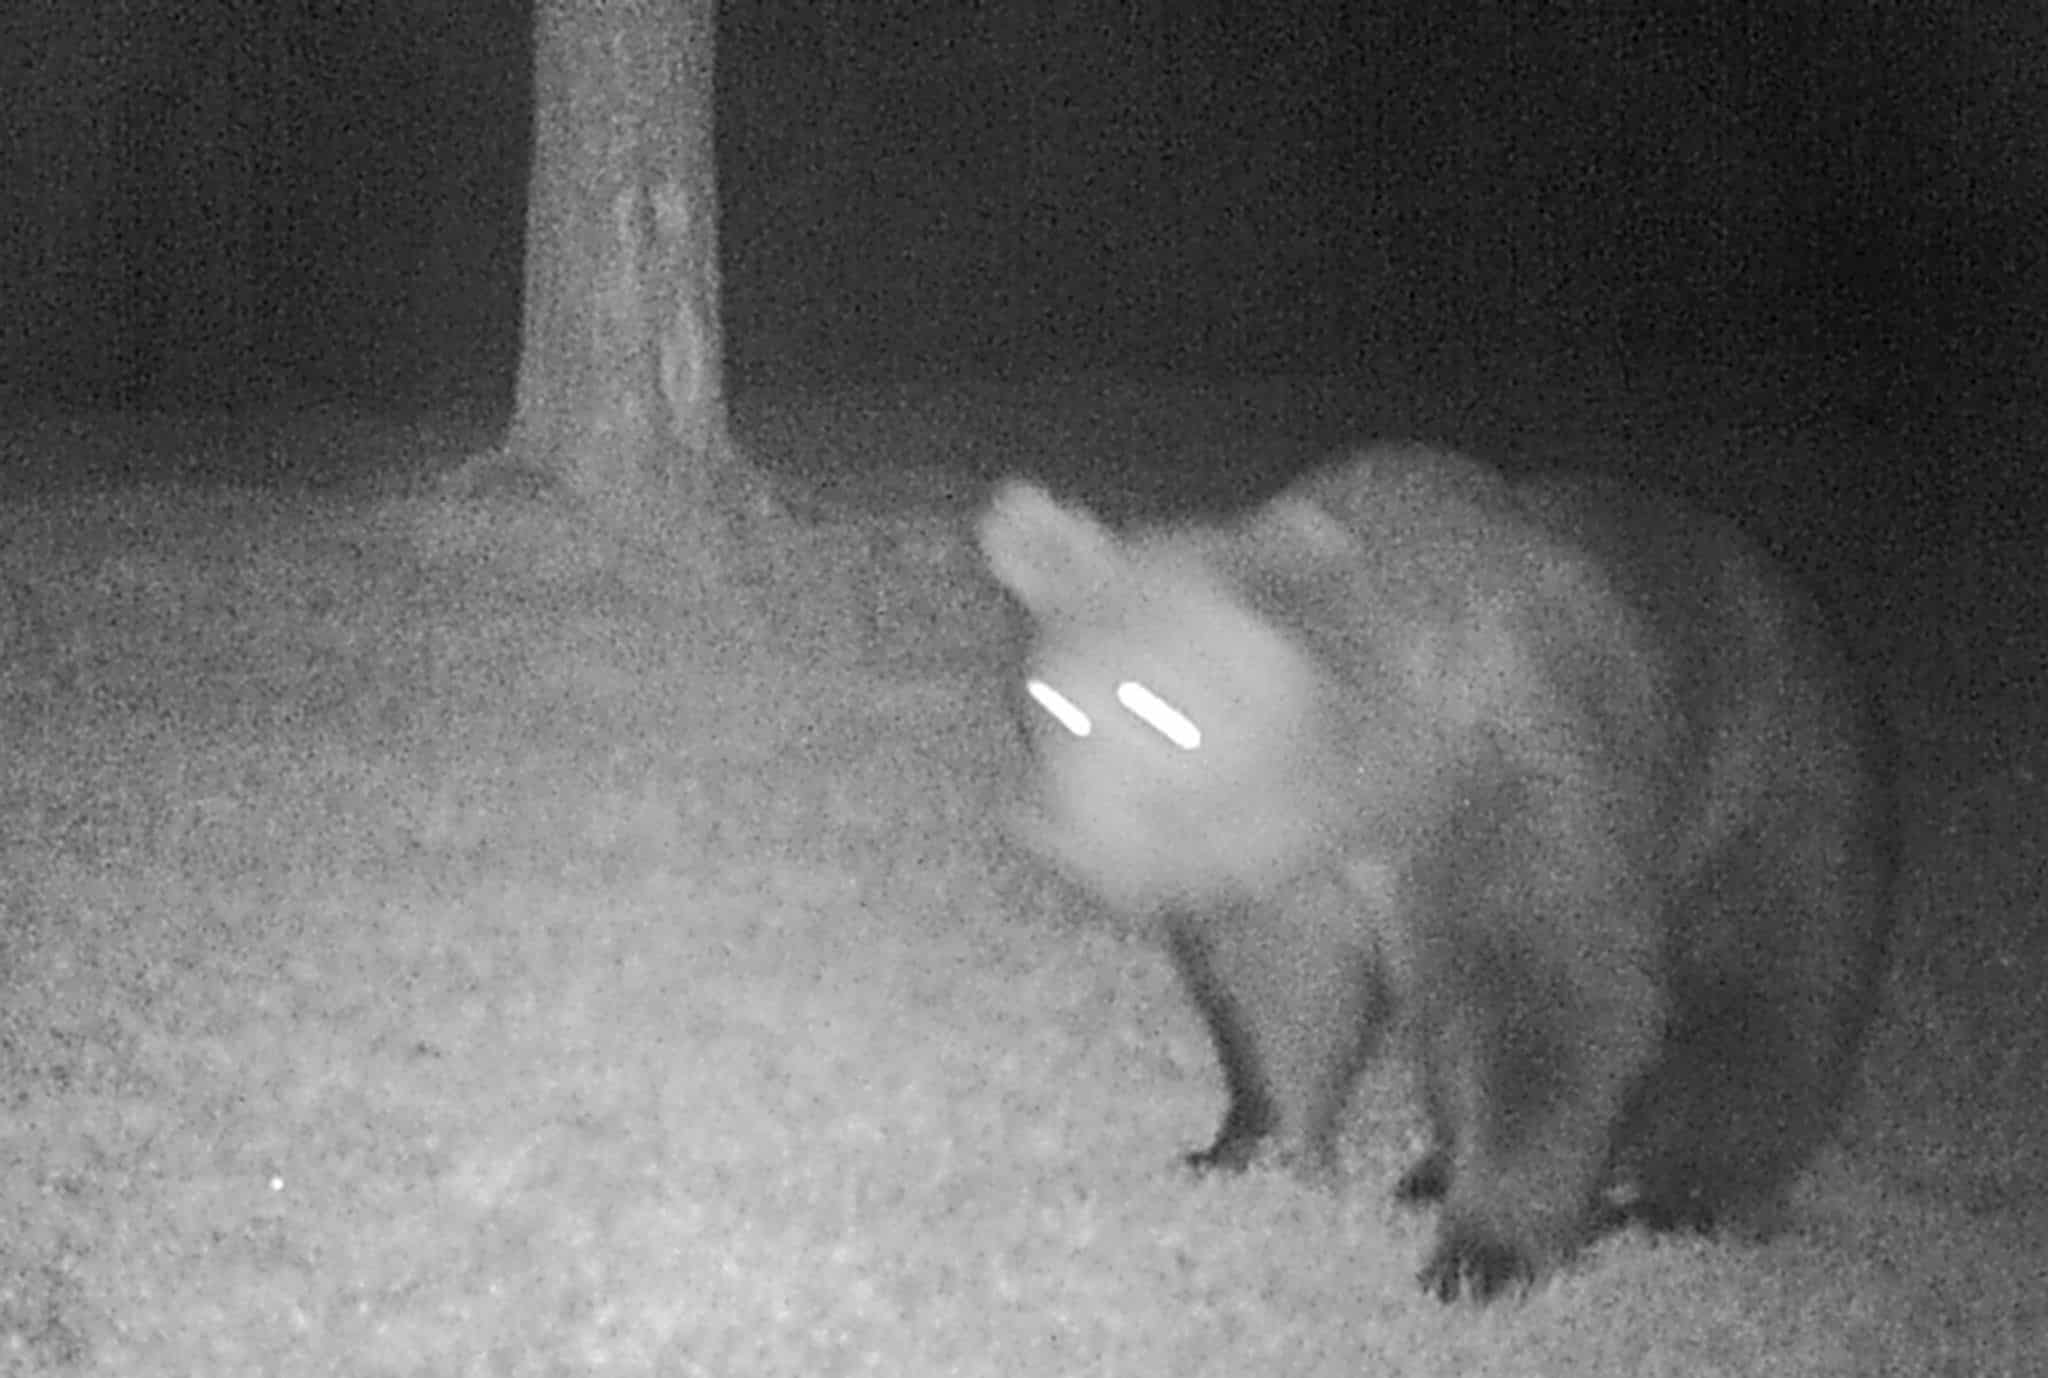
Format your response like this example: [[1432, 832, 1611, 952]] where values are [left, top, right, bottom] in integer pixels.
[[506, 0, 743, 543]]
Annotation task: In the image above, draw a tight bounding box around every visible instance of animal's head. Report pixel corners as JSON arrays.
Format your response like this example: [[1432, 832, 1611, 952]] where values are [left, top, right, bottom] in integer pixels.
[[977, 481, 1359, 912]]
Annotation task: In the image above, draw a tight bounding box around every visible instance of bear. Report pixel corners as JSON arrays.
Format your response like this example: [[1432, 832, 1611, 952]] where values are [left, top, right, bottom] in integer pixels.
[[976, 444, 1894, 1303]]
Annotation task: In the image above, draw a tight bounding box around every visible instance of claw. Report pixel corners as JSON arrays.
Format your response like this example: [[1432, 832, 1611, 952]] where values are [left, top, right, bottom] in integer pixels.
[[1418, 1226, 1538, 1305], [1394, 1150, 1452, 1205]]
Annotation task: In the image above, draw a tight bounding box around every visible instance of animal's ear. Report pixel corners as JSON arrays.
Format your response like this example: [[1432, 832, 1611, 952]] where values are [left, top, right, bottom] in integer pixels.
[[1246, 495, 1357, 574], [977, 480, 1121, 614]]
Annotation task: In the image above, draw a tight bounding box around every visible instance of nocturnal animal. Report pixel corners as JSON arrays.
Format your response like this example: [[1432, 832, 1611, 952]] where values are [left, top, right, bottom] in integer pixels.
[[977, 445, 1894, 1303]]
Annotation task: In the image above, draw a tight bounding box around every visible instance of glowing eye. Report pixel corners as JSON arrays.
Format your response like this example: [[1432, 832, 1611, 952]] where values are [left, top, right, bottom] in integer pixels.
[[1117, 680, 1202, 750], [1025, 678, 1092, 737]]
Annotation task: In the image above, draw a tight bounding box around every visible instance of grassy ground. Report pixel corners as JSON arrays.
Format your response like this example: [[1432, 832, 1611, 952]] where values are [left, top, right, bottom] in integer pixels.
[[0, 388, 2041, 1376]]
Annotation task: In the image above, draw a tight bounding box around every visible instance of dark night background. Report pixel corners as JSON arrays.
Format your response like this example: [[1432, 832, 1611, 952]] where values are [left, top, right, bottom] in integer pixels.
[[1, 2, 2040, 534]]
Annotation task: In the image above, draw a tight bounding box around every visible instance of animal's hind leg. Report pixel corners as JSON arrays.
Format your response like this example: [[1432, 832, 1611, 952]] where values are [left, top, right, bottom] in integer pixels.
[[1616, 863, 1860, 1241], [1392, 1011, 1458, 1206], [1615, 982, 1817, 1240]]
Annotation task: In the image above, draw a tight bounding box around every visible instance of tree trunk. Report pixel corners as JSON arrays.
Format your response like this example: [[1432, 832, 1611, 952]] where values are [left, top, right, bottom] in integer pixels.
[[506, 0, 747, 547]]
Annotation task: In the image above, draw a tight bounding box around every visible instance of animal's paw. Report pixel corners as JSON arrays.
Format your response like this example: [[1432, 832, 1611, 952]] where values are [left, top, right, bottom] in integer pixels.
[[1393, 1149, 1452, 1205], [1417, 1220, 1539, 1305], [1183, 1138, 1258, 1174]]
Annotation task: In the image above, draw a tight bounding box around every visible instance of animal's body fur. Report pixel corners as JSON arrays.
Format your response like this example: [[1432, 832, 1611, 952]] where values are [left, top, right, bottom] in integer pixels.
[[979, 445, 1894, 1302]]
